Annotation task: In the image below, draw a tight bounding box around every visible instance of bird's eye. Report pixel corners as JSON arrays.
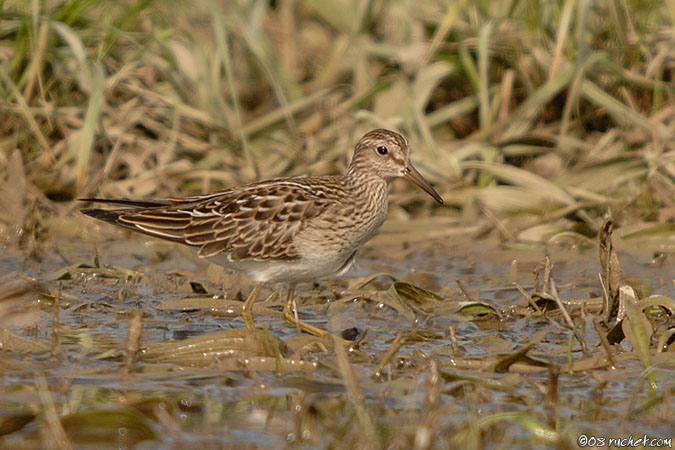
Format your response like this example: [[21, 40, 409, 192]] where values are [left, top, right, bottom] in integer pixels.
[[376, 145, 388, 155]]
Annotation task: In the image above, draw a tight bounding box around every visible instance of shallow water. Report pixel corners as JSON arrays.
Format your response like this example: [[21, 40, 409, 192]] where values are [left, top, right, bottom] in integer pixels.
[[0, 228, 673, 448]]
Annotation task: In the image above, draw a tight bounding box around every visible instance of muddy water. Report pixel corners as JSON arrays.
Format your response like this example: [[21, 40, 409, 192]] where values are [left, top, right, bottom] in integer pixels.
[[0, 231, 673, 448]]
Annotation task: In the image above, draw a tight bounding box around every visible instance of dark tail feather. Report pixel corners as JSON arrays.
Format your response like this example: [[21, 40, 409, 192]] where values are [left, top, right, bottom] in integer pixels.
[[78, 198, 172, 208], [80, 208, 189, 244], [80, 208, 130, 226]]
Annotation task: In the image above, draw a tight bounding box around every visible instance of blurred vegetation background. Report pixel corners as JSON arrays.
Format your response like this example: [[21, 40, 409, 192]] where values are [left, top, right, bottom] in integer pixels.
[[0, 0, 673, 253], [0, 2, 673, 447]]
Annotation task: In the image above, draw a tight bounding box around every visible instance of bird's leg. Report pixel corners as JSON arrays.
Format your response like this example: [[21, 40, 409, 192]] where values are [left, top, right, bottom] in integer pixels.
[[282, 283, 329, 337], [242, 284, 262, 330], [287, 282, 300, 335]]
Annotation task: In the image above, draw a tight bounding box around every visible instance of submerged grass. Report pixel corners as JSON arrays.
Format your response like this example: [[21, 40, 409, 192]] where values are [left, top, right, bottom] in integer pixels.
[[0, 0, 673, 448]]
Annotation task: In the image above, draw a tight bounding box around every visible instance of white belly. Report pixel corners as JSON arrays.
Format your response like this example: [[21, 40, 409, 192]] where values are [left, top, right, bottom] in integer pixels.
[[204, 251, 356, 284]]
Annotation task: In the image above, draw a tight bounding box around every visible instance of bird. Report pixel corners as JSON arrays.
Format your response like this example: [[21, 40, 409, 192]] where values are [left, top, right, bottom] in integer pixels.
[[80, 129, 443, 337]]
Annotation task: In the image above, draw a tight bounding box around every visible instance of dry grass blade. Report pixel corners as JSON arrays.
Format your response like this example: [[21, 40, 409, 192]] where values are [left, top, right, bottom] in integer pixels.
[[581, 80, 661, 135], [599, 218, 623, 323], [0, 67, 50, 151], [477, 22, 493, 131], [463, 161, 575, 206], [491, 329, 550, 373], [372, 334, 403, 379], [620, 286, 658, 395], [141, 328, 289, 367], [35, 375, 73, 450], [123, 309, 144, 376], [0, 328, 51, 353], [499, 65, 576, 140], [451, 412, 559, 447], [74, 63, 104, 190], [592, 318, 617, 370], [332, 334, 379, 449], [211, 2, 254, 179], [550, 278, 588, 355]]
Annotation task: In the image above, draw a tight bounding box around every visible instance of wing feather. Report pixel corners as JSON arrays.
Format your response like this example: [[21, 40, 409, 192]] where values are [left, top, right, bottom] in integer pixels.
[[81, 177, 342, 261]]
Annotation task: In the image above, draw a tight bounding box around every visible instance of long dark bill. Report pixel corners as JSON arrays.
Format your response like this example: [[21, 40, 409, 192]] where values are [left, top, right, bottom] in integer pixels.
[[404, 164, 443, 204]]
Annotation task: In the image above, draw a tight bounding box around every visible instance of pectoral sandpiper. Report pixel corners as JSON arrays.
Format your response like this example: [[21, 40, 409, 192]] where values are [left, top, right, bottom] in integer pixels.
[[80, 129, 443, 336]]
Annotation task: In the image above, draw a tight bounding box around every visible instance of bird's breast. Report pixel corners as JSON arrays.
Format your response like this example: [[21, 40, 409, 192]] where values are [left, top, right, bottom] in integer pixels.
[[295, 180, 389, 260]]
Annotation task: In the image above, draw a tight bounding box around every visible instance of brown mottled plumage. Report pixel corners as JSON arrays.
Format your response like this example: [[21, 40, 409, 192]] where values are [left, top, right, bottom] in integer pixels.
[[80, 129, 443, 335]]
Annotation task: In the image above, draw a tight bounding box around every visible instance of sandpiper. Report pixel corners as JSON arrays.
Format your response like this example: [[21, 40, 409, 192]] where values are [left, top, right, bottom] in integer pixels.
[[80, 129, 443, 336]]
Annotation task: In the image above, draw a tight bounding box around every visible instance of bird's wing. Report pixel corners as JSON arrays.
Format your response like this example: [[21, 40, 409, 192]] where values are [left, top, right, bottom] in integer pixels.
[[81, 178, 336, 261]]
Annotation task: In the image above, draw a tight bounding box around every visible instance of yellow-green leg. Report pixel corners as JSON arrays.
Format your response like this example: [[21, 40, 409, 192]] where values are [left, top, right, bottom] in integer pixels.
[[242, 284, 262, 330], [282, 283, 329, 337]]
